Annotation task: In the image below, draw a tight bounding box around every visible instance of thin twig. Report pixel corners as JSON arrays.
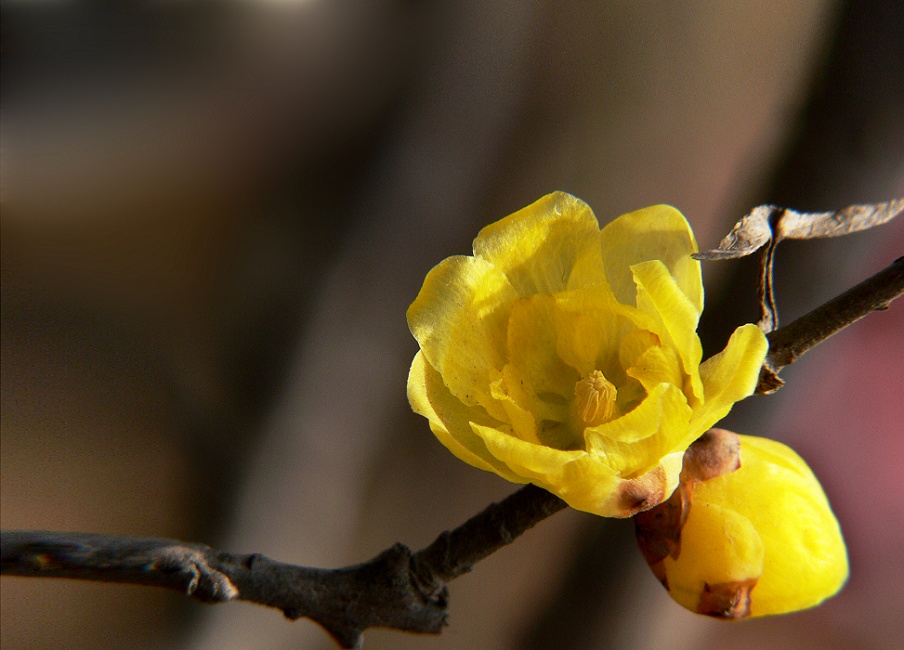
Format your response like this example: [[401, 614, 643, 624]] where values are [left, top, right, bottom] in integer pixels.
[[756, 256, 904, 393], [1, 485, 564, 649]]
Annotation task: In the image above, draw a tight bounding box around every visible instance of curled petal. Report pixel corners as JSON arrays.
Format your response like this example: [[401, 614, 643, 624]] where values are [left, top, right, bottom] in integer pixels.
[[474, 422, 585, 477], [600, 204, 702, 312], [692, 324, 768, 433], [584, 384, 692, 474], [594, 451, 684, 518], [632, 260, 704, 401]]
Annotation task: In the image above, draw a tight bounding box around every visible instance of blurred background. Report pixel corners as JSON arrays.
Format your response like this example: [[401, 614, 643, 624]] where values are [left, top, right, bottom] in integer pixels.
[[2, 1, 902, 649]]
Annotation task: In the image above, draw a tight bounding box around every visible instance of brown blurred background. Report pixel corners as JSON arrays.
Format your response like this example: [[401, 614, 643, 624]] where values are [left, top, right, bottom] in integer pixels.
[[2, 1, 902, 649]]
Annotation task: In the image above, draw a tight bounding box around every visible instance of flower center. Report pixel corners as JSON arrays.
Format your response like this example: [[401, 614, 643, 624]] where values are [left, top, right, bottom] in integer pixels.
[[574, 370, 617, 427]]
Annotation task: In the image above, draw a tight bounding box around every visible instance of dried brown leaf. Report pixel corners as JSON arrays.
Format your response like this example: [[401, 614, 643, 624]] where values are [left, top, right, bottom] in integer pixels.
[[692, 205, 776, 260], [777, 199, 903, 241], [693, 199, 903, 260], [693, 198, 902, 333]]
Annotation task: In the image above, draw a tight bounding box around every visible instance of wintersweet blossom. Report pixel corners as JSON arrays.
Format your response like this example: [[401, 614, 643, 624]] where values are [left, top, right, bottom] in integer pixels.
[[636, 429, 848, 618], [407, 192, 767, 517]]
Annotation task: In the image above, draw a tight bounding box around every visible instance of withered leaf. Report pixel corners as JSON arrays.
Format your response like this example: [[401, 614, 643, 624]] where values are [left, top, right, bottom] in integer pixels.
[[693, 198, 903, 261], [692, 205, 775, 260], [692, 198, 902, 334]]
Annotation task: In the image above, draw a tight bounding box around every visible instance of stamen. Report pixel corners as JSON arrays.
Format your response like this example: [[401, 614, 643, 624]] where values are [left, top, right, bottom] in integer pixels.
[[574, 370, 617, 426]]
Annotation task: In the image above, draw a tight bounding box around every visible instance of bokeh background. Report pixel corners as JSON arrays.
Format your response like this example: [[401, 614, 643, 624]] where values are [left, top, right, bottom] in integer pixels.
[[2, 1, 902, 649]]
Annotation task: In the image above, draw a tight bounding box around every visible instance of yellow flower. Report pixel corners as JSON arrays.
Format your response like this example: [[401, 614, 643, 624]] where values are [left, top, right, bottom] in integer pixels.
[[407, 192, 767, 517], [635, 429, 848, 618]]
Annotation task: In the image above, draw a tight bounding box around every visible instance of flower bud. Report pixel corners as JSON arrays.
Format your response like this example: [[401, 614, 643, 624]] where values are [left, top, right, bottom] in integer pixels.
[[635, 429, 848, 618]]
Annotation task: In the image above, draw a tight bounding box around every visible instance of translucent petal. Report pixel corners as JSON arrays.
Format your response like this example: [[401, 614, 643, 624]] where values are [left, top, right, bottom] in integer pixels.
[[626, 343, 684, 395], [549, 455, 623, 515], [599, 204, 702, 311], [499, 364, 569, 430], [691, 324, 768, 433], [489, 370, 540, 443], [618, 329, 661, 371], [564, 452, 683, 518], [473, 421, 587, 479], [584, 383, 693, 474], [469, 433, 668, 519], [632, 260, 703, 401], [552, 287, 655, 384], [473, 192, 601, 296], [506, 294, 578, 396], [407, 254, 517, 417], [407, 352, 523, 482], [566, 230, 609, 290]]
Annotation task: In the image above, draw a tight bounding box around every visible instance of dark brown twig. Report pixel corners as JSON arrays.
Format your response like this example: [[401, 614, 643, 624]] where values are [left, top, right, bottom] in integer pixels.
[[756, 256, 904, 393], [1, 485, 564, 649]]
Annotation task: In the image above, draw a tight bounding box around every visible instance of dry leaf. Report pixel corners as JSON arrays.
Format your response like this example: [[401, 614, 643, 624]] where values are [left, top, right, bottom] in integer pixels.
[[694, 199, 903, 261], [693, 199, 902, 333], [692, 205, 776, 260], [778, 200, 904, 240]]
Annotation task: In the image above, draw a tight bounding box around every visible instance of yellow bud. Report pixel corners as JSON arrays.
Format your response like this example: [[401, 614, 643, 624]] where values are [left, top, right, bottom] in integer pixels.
[[636, 430, 848, 619], [574, 370, 617, 427]]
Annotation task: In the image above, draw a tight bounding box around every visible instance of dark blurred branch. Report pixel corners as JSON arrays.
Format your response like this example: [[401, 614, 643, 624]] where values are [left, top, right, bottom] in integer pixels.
[[756, 255, 904, 393], [1, 485, 564, 649]]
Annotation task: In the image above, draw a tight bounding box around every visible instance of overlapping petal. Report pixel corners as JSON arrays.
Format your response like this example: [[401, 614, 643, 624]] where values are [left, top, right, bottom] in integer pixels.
[[408, 351, 521, 481], [599, 204, 703, 311], [407, 192, 768, 518]]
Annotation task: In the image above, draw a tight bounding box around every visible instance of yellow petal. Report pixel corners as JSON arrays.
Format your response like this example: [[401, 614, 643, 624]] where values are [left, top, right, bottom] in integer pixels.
[[407, 352, 523, 482], [552, 286, 656, 383], [631, 259, 703, 401], [549, 455, 623, 516], [473, 192, 601, 295], [584, 383, 693, 474], [499, 363, 570, 435], [506, 294, 579, 397], [407, 254, 517, 417], [618, 329, 661, 372], [663, 501, 765, 616], [474, 421, 586, 477], [691, 324, 768, 433], [570, 451, 684, 518], [489, 369, 540, 443], [566, 229, 609, 290], [599, 204, 702, 312], [473, 426, 675, 519], [626, 342, 684, 396]]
